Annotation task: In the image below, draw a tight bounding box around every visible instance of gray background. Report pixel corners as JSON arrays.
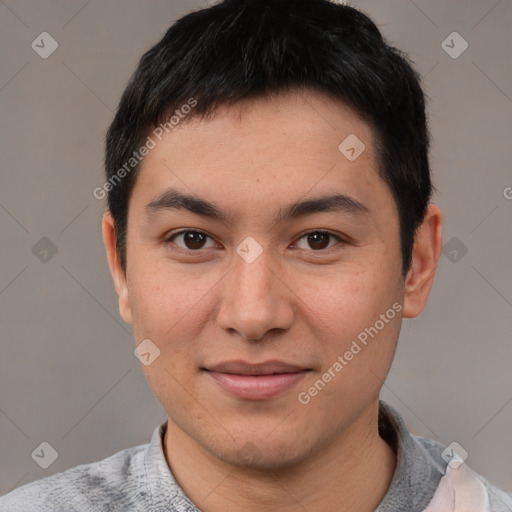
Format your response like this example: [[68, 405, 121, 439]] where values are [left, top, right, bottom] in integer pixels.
[[1, 0, 511, 496]]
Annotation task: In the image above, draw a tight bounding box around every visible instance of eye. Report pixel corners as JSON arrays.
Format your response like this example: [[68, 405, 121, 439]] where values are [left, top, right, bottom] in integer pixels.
[[165, 229, 347, 253], [165, 230, 217, 251], [293, 230, 345, 251]]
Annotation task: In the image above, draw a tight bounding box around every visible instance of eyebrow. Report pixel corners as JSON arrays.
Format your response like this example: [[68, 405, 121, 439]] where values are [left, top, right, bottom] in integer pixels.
[[145, 188, 370, 225]]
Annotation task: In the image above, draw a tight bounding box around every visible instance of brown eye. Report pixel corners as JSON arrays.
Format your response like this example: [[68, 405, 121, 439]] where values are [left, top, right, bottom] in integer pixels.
[[307, 232, 330, 250], [294, 231, 344, 251], [167, 230, 214, 250]]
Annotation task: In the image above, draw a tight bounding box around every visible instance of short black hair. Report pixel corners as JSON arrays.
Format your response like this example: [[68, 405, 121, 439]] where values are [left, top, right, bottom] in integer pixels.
[[104, 0, 435, 279]]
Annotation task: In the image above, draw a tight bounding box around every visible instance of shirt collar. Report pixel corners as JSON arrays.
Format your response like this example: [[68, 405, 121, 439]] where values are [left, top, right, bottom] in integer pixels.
[[376, 400, 445, 511]]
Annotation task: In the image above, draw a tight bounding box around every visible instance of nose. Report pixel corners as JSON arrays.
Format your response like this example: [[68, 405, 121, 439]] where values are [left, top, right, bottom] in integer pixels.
[[216, 243, 294, 342]]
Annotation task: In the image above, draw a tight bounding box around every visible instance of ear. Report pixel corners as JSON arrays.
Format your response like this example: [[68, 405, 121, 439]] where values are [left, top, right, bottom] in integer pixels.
[[102, 211, 133, 325], [402, 203, 443, 318]]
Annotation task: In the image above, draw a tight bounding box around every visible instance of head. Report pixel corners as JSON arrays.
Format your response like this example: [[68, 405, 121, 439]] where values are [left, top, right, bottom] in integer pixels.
[[102, 0, 442, 470]]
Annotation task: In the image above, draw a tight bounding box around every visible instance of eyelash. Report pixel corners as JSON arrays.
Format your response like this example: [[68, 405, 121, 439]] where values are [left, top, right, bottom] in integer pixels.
[[164, 229, 347, 254]]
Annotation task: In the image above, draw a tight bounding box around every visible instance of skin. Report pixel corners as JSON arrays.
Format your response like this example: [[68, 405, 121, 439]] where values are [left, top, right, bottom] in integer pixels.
[[103, 89, 443, 512]]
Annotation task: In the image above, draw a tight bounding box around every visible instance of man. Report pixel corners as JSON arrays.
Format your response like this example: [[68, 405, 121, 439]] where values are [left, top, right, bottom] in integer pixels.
[[1, 0, 511, 510]]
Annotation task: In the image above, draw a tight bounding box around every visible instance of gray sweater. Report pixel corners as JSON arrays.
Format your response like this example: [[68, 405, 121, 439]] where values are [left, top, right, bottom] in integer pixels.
[[1, 401, 511, 511]]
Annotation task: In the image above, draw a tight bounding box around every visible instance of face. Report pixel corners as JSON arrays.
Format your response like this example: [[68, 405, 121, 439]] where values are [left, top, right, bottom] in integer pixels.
[[106, 90, 412, 470]]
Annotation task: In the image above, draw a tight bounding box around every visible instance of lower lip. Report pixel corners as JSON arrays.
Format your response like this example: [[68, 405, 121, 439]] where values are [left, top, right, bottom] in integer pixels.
[[206, 370, 309, 400]]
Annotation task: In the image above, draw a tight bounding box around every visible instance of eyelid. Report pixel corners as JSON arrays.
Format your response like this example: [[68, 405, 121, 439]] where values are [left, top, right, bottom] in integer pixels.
[[165, 228, 348, 252], [165, 229, 220, 249], [291, 230, 347, 251]]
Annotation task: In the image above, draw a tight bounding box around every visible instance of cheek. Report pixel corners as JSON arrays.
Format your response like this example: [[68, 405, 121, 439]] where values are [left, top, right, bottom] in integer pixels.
[[295, 266, 396, 340], [292, 264, 401, 393], [127, 263, 215, 357], [127, 264, 213, 414]]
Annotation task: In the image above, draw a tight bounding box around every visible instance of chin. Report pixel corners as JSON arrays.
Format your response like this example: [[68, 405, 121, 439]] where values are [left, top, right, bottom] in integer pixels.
[[204, 429, 316, 472]]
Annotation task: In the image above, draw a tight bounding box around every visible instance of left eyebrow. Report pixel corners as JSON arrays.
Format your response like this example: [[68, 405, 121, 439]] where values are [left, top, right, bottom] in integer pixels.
[[144, 187, 370, 225], [276, 193, 370, 222]]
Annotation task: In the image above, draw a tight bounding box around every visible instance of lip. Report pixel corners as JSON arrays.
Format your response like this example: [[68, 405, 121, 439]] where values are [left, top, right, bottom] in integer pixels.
[[203, 360, 310, 400], [206, 360, 308, 375]]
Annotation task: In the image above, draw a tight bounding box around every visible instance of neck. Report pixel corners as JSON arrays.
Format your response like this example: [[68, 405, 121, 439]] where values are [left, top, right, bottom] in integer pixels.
[[164, 401, 396, 512]]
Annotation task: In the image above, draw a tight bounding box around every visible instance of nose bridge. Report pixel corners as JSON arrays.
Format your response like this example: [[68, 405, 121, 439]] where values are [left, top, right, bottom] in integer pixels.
[[232, 238, 277, 308], [217, 237, 292, 339]]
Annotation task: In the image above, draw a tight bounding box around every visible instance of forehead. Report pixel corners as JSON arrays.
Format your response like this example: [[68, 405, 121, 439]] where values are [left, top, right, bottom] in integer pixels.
[[130, 90, 394, 223]]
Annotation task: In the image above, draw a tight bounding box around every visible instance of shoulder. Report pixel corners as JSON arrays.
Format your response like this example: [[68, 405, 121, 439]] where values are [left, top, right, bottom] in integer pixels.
[[413, 434, 512, 512], [480, 476, 512, 512], [0, 443, 147, 512], [411, 433, 448, 468]]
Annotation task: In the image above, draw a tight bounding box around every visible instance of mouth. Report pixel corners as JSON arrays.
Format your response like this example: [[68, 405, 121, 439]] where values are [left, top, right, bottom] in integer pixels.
[[202, 360, 311, 400]]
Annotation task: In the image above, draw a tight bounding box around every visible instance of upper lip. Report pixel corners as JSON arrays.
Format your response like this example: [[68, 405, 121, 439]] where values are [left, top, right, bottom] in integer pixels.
[[204, 360, 309, 376]]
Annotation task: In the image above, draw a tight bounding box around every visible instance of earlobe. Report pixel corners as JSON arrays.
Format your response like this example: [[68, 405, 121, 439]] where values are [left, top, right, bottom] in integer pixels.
[[402, 204, 443, 318], [118, 284, 133, 325], [102, 211, 133, 325]]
